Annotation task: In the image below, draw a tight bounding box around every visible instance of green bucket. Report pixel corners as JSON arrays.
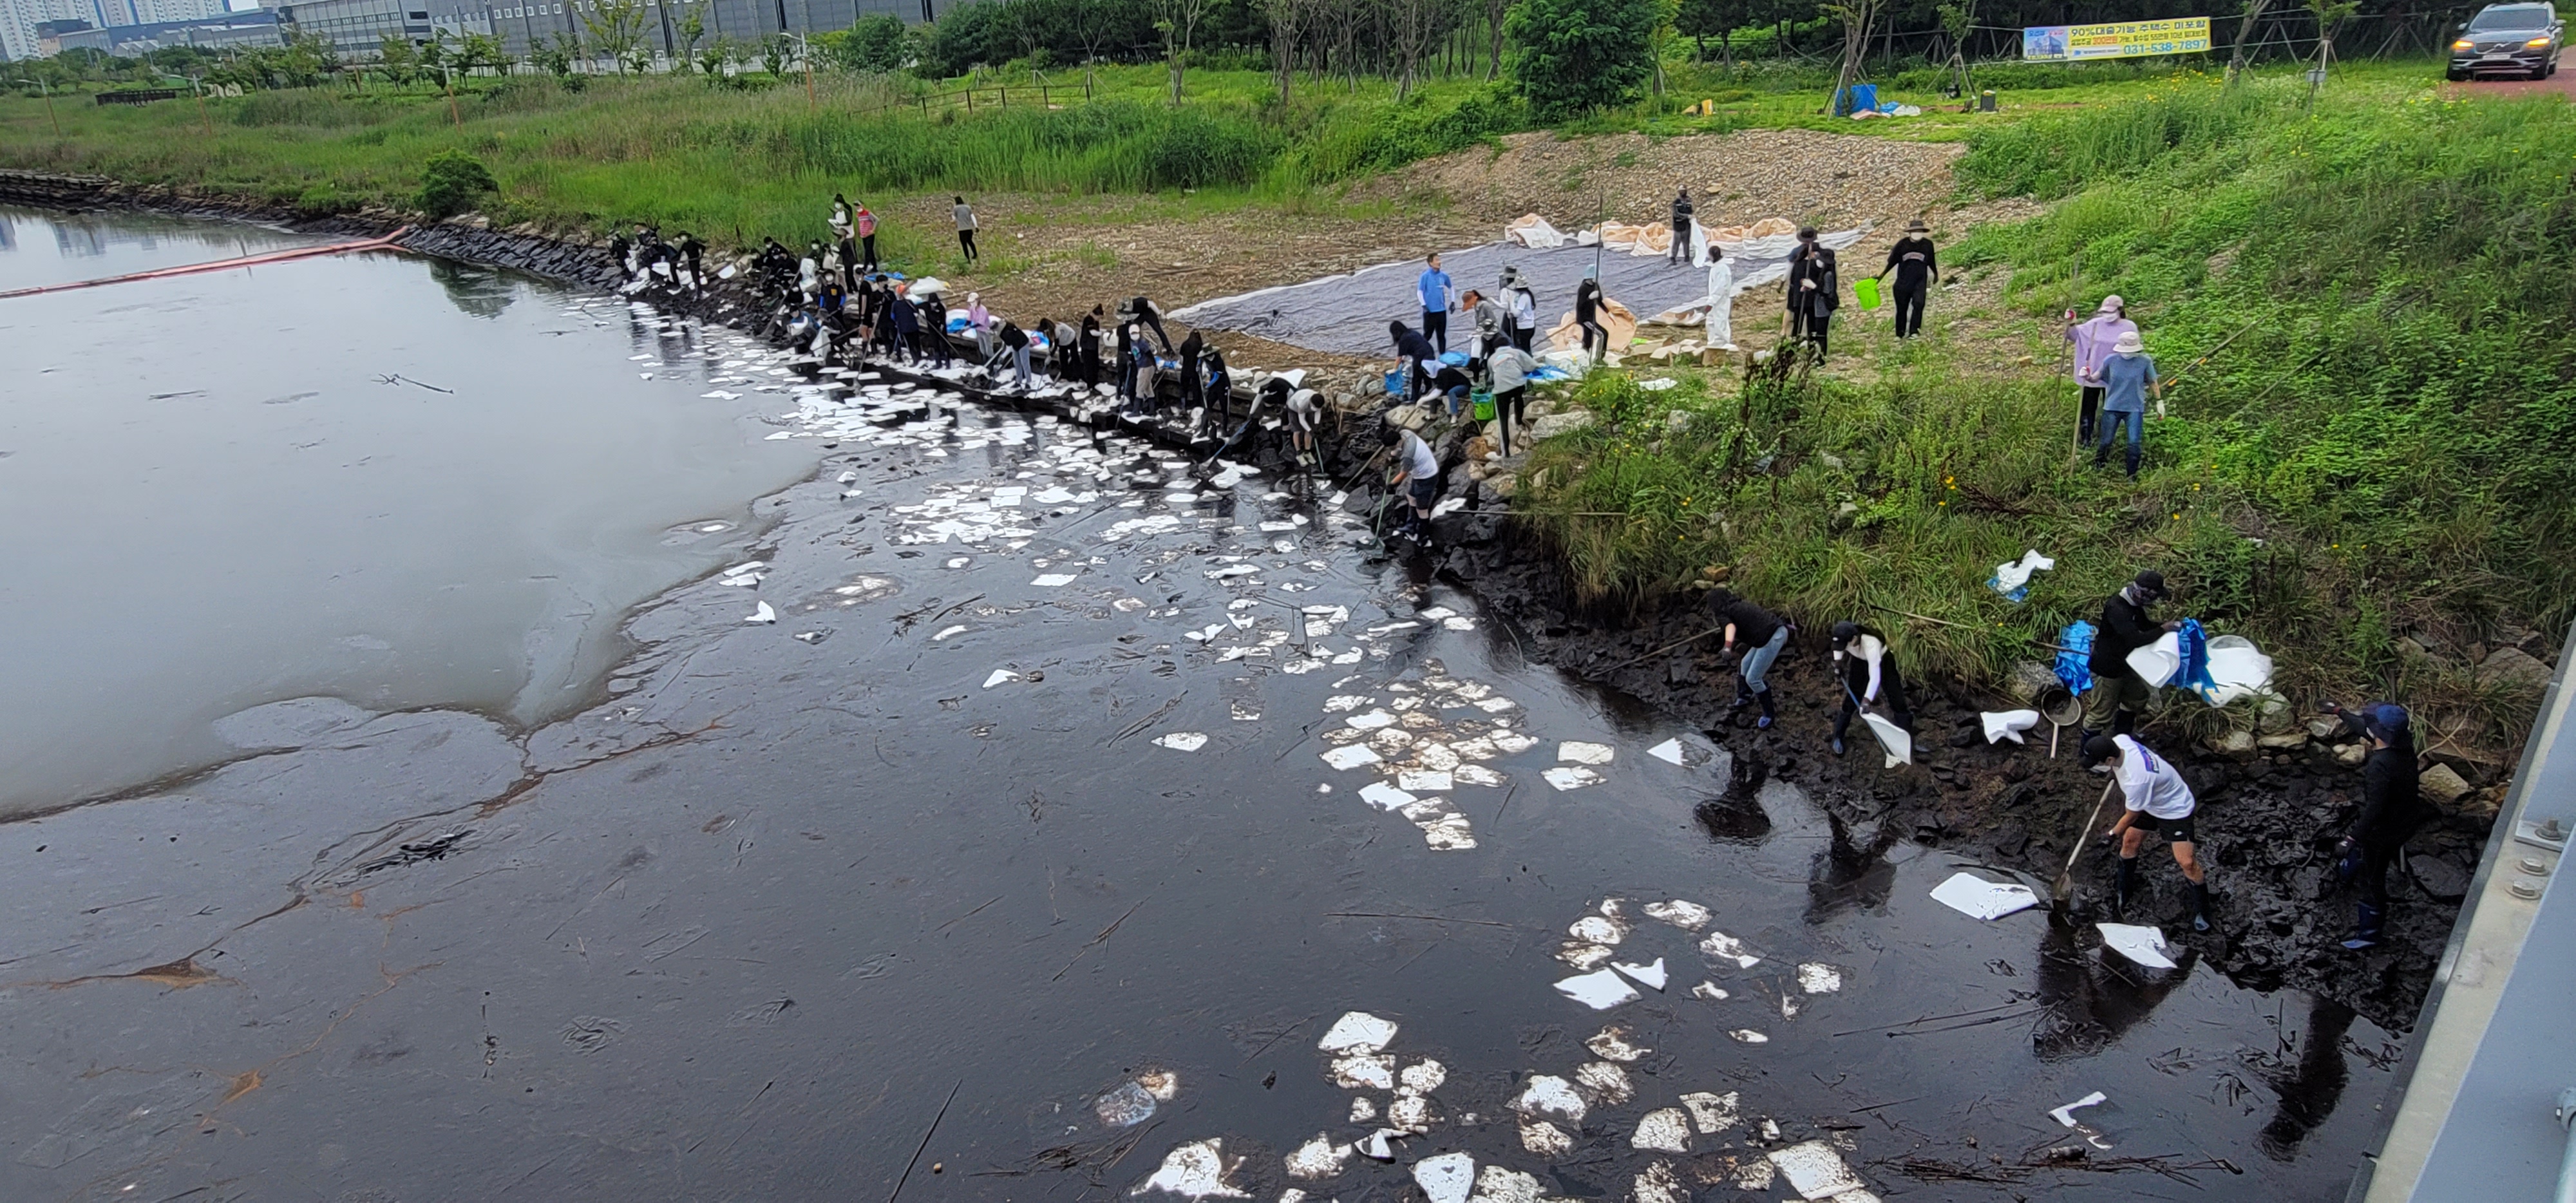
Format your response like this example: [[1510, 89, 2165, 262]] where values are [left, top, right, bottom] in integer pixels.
[[1470, 390, 1496, 422], [1854, 276, 1883, 310]]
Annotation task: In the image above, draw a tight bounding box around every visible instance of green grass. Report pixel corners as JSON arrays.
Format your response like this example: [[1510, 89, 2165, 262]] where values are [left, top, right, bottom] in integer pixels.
[[1517, 70, 2576, 752], [0, 64, 1520, 261]]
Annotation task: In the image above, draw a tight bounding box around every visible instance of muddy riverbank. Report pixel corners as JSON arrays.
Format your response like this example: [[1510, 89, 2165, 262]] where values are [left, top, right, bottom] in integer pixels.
[[1435, 524, 2489, 1035]]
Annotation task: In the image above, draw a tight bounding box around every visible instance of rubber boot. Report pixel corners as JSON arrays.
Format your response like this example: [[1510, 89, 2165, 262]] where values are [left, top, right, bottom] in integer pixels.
[[2112, 856, 2137, 920], [2125, 444, 2142, 480], [2340, 902, 2383, 951], [2091, 444, 2110, 470], [2112, 708, 2137, 738], [2189, 881, 2213, 933], [1730, 676, 1756, 711], [1756, 688, 1777, 730]]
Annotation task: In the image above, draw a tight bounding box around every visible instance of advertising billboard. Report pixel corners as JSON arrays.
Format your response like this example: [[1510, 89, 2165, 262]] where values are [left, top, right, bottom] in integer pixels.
[[2022, 16, 2212, 61]]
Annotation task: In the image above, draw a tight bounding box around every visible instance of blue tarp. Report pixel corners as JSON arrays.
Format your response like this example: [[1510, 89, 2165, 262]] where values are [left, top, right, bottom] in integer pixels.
[[2055, 621, 2096, 696], [2175, 618, 2218, 700]]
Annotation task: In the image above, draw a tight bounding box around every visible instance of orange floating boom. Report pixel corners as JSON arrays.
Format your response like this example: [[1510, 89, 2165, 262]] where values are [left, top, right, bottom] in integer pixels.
[[0, 226, 413, 301]]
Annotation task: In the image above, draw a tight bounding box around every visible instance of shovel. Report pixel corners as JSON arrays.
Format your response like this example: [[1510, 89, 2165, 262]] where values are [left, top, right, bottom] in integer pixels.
[[2051, 778, 2119, 907]]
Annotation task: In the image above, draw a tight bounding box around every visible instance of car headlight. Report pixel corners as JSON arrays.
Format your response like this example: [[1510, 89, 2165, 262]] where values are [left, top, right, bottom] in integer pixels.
[[2454, 38, 2475, 49], [2527, 35, 2553, 46]]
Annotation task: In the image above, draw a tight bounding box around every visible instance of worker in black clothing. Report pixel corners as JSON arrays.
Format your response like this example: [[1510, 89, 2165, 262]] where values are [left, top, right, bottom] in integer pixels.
[[1574, 274, 1607, 364], [1179, 330, 1206, 414], [1389, 320, 1441, 406], [1122, 296, 1173, 354], [1079, 309, 1103, 386], [1877, 218, 1937, 339], [1669, 188, 1694, 265], [608, 230, 632, 279], [2081, 570, 2181, 738], [1707, 588, 1790, 730], [1202, 346, 1231, 428], [675, 232, 705, 293], [2318, 701, 2425, 951], [1828, 621, 1913, 757], [1785, 228, 1839, 361]]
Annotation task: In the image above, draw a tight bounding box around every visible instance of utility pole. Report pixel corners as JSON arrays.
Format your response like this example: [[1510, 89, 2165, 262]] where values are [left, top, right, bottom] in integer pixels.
[[193, 73, 213, 138], [41, 75, 62, 137]]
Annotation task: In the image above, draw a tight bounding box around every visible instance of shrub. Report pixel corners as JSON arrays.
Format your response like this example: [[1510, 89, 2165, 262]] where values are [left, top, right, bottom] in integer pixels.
[[414, 150, 498, 218]]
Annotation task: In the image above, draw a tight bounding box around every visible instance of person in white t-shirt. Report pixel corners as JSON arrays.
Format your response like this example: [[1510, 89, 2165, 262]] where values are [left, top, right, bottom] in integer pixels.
[[1380, 424, 1441, 542], [2085, 733, 2211, 932]]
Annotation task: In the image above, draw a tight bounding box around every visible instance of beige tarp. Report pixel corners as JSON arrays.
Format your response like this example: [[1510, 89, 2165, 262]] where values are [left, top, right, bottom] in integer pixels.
[[1548, 297, 1639, 352]]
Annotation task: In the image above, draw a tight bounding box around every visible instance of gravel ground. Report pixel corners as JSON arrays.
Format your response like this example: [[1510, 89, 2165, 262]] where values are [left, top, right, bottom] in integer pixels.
[[1356, 127, 1970, 234]]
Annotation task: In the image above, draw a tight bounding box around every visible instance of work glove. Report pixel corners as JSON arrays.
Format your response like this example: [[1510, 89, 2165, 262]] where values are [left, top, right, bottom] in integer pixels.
[[2333, 835, 2363, 882]]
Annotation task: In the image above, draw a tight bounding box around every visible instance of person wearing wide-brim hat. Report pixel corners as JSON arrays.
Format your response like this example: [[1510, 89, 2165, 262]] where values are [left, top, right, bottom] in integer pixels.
[[2065, 294, 2137, 444], [1499, 266, 1539, 352], [1877, 217, 1939, 339], [2094, 328, 2161, 478], [1785, 227, 1840, 361]]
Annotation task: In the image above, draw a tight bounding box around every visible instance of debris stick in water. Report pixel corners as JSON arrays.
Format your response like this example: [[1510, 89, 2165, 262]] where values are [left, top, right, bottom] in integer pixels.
[[887, 1079, 961, 1203], [1605, 625, 1725, 672]]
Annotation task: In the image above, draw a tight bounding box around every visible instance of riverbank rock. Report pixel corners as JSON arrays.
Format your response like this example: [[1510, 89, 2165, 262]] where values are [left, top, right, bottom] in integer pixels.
[[1528, 410, 1594, 440], [2206, 730, 2259, 759], [2479, 646, 2554, 691], [2420, 763, 2475, 806]]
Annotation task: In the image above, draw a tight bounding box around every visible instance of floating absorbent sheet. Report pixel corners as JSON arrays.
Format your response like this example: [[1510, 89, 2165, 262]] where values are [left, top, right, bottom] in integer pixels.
[[1930, 871, 2040, 920], [1170, 227, 1866, 359]]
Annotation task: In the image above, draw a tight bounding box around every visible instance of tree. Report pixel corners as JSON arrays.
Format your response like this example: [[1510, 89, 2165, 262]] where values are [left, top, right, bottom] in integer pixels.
[[2302, 0, 2357, 106], [760, 31, 792, 77], [1674, 0, 1744, 71], [1823, 0, 1874, 115], [579, 0, 651, 73], [378, 32, 420, 83], [1262, 0, 1314, 101], [1934, 0, 1971, 95], [459, 31, 507, 76], [1505, 0, 1659, 120], [2226, 0, 2271, 82], [419, 28, 450, 81], [1154, 0, 1210, 102], [697, 35, 736, 78], [533, 31, 580, 77], [1380, 0, 1447, 99], [676, 0, 708, 70], [828, 13, 909, 71]]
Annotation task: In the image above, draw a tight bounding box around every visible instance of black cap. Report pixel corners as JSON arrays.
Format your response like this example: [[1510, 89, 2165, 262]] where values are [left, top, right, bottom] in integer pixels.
[[2134, 570, 2166, 597], [2081, 734, 2118, 766], [1830, 621, 1859, 646], [1378, 425, 1404, 446]]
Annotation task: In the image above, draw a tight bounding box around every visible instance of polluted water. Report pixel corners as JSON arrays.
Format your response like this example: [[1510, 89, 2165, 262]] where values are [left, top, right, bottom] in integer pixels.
[[0, 207, 2400, 1202]]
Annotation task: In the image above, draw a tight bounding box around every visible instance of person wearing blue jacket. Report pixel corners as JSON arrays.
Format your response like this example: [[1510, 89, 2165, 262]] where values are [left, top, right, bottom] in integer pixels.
[[1417, 253, 1455, 355]]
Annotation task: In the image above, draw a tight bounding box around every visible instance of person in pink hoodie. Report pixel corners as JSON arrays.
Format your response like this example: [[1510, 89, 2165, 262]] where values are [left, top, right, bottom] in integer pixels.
[[2065, 295, 2137, 444]]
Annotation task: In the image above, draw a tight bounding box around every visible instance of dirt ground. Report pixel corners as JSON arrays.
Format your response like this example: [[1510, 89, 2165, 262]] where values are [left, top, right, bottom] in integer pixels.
[[902, 128, 2047, 390]]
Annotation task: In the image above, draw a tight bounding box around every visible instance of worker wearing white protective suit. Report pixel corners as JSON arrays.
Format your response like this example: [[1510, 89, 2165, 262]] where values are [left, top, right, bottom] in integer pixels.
[[1703, 246, 1736, 351]]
